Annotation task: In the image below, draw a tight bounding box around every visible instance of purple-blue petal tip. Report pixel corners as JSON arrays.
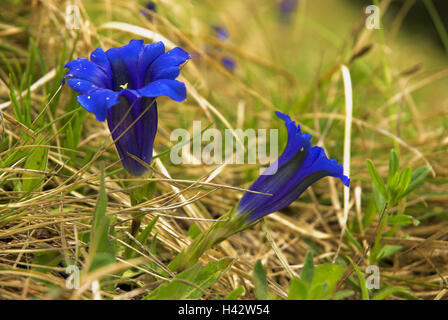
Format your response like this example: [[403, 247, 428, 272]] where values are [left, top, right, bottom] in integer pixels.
[[236, 111, 350, 223]]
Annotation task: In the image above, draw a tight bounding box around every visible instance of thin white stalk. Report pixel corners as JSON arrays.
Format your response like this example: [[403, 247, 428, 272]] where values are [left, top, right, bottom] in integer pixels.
[[333, 65, 352, 263]]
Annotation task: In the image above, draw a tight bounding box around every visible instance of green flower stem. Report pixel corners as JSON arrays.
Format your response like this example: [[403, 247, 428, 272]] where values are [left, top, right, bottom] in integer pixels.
[[129, 180, 156, 236], [176, 210, 251, 272]]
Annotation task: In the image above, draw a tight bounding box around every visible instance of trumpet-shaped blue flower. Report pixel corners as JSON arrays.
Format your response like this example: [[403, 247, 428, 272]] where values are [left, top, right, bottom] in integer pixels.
[[211, 25, 237, 72], [221, 57, 236, 72], [237, 111, 350, 223], [141, 1, 157, 20], [279, 0, 299, 15], [212, 25, 229, 41], [64, 40, 190, 176]]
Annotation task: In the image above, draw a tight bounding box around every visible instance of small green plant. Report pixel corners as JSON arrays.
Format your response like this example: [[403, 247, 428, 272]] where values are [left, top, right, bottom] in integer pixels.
[[252, 252, 346, 300], [365, 149, 431, 264]]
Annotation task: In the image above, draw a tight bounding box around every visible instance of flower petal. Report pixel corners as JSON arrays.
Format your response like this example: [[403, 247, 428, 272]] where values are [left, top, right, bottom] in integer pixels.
[[117, 39, 145, 89], [64, 58, 110, 88], [139, 41, 165, 79], [105, 47, 131, 91], [67, 78, 100, 95], [147, 47, 190, 81], [138, 79, 187, 102], [90, 48, 113, 88], [221, 57, 236, 72], [213, 25, 229, 41], [107, 96, 158, 176], [77, 89, 119, 122]]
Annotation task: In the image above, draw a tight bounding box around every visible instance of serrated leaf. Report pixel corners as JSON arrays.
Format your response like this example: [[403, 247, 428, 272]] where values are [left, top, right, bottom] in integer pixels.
[[253, 260, 268, 300]]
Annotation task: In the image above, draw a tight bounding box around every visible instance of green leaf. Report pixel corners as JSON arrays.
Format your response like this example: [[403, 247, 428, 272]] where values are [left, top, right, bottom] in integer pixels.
[[89, 166, 115, 272], [402, 165, 431, 197], [130, 181, 156, 205], [388, 171, 400, 194], [362, 196, 377, 229], [387, 215, 419, 226], [253, 260, 268, 300], [187, 224, 201, 240], [372, 181, 386, 214], [224, 286, 245, 300], [144, 258, 234, 300], [288, 263, 344, 300], [287, 277, 308, 300], [391, 167, 412, 204], [372, 286, 409, 300], [366, 159, 387, 197], [184, 258, 235, 299], [137, 216, 159, 248], [333, 290, 355, 300], [22, 145, 48, 192], [387, 149, 399, 187], [347, 257, 369, 300], [9, 74, 24, 126], [301, 251, 315, 286], [345, 228, 363, 251], [31, 251, 61, 274], [89, 252, 116, 271], [308, 282, 328, 300], [124, 216, 159, 259], [144, 263, 202, 300], [376, 245, 404, 260], [311, 264, 344, 299]]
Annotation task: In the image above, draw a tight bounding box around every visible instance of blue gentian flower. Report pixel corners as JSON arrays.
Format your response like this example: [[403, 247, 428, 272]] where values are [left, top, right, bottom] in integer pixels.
[[211, 25, 237, 72], [279, 0, 299, 15], [64, 39, 190, 176], [141, 1, 157, 20], [236, 111, 350, 223], [221, 57, 236, 72], [212, 25, 229, 41]]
